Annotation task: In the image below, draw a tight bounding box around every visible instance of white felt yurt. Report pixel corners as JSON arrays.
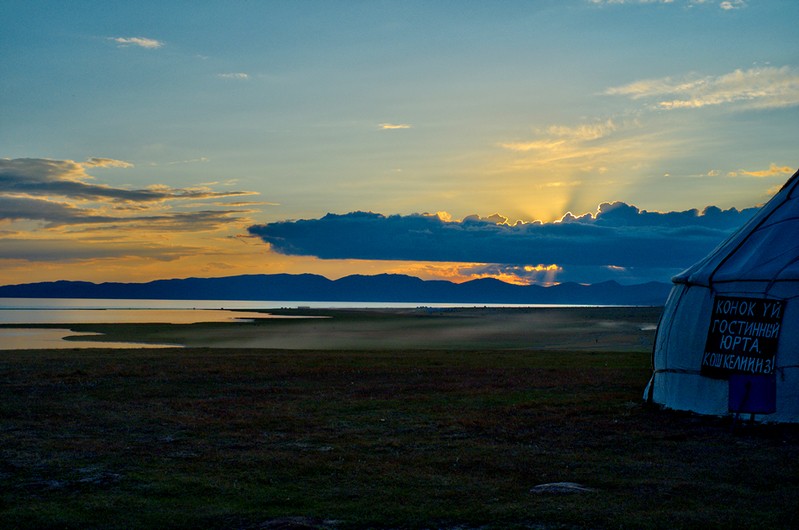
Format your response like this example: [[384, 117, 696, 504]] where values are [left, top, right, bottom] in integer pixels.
[[645, 168, 799, 422]]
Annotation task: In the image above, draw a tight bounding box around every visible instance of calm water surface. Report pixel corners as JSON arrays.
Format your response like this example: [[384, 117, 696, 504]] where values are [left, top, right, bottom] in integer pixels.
[[0, 298, 317, 349], [0, 328, 183, 350], [0, 297, 572, 325], [0, 297, 600, 349]]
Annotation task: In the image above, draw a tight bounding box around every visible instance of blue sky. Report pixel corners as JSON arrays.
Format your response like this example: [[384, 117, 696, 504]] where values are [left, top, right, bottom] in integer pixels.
[[1, 0, 797, 286]]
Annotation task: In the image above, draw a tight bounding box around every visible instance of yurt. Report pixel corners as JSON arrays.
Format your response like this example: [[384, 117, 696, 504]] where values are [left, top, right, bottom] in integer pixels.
[[645, 168, 799, 422]]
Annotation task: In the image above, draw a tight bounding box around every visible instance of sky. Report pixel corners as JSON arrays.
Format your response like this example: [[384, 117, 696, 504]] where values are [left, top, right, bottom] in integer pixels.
[[1, 0, 798, 287]]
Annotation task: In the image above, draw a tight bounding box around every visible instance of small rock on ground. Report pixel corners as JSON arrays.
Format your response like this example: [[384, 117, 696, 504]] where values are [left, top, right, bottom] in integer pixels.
[[253, 516, 339, 529], [529, 482, 597, 494]]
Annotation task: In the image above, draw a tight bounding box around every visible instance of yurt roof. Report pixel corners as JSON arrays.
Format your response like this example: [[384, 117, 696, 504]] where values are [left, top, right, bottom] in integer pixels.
[[675, 168, 799, 291]]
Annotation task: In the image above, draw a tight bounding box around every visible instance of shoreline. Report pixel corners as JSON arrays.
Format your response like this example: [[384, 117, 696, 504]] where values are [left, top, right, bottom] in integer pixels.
[[0, 305, 663, 351]]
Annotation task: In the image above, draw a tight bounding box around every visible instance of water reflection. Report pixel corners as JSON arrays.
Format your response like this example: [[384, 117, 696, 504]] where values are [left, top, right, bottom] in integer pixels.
[[0, 305, 326, 350], [0, 328, 181, 349], [0, 308, 280, 325]]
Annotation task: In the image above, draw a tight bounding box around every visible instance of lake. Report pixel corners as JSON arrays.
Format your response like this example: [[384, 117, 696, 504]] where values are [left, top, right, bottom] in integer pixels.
[[0, 298, 322, 349], [0, 297, 590, 325], [0, 298, 618, 350]]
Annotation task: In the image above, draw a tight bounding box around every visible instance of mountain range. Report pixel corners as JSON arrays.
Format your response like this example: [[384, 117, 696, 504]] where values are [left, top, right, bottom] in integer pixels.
[[0, 274, 672, 306]]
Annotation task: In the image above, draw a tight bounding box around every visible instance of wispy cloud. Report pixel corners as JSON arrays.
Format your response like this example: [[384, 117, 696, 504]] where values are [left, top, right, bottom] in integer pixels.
[[497, 117, 665, 179], [379, 123, 412, 130], [589, 0, 676, 5], [82, 158, 134, 168], [0, 196, 117, 226], [502, 118, 618, 153], [731, 163, 795, 178], [719, 0, 746, 10], [110, 37, 164, 49], [0, 196, 245, 231], [217, 73, 250, 80], [546, 119, 618, 141], [0, 158, 255, 204], [0, 158, 258, 230], [0, 238, 197, 262], [605, 66, 799, 110], [167, 157, 210, 165], [589, 0, 746, 7]]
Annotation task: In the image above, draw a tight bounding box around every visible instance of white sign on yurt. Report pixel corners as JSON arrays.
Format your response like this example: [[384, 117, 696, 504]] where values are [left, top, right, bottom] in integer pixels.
[[701, 296, 784, 379]]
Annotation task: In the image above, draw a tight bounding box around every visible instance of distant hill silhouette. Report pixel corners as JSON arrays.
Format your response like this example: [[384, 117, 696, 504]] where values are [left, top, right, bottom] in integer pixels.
[[0, 274, 671, 306]]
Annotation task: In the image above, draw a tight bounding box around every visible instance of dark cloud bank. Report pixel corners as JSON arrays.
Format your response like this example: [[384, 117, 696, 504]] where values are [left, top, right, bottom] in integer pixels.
[[248, 203, 758, 283]]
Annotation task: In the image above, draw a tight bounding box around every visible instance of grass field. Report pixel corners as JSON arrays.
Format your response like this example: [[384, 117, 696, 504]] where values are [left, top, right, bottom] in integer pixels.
[[2, 307, 798, 529]]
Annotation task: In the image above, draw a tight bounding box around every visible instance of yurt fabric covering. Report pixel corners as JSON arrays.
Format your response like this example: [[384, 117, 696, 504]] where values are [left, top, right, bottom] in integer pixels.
[[645, 169, 799, 422]]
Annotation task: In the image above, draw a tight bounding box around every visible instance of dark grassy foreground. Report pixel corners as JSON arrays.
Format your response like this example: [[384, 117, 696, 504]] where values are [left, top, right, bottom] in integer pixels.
[[2, 346, 799, 529]]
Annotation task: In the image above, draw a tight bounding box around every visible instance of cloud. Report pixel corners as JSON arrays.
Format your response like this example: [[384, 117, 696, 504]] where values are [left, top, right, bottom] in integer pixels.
[[605, 66, 799, 110], [719, 0, 745, 9], [502, 118, 618, 153], [457, 263, 563, 286], [0, 158, 256, 204], [0, 157, 259, 232], [379, 123, 412, 130], [110, 37, 164, 49], [99, 210, 251, 232], [167, 157, 210, 165], [248, 204, 758, 279], [589, 0, 676, 5], [0, 195, 249, 231], [217, 73, 250, 80], [734, 163, 795, 178], [82, 158, 134, 168], [0, 196, 117, 226], [496, 117, 663, 182], [545, 119, 618, 141], [588, 0, 745, 7], [0, 238, 195, 262]]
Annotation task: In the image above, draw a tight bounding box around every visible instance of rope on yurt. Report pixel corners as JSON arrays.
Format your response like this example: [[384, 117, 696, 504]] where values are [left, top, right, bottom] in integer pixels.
[[780, 168, 799, 193], [765, 253, 799, 296]]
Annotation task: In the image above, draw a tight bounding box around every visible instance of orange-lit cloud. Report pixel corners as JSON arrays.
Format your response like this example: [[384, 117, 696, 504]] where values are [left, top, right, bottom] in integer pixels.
[[379, 123, 412, 129], [82, 158, 134, 168], [433, 211, 453, 222], [381, 261, 563, 286], [731, 163, 795, 178]]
